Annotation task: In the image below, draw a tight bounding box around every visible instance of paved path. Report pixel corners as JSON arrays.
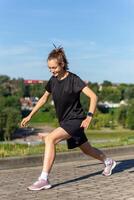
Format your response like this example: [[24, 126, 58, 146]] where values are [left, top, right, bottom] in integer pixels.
[[0, 154, 134, 200]]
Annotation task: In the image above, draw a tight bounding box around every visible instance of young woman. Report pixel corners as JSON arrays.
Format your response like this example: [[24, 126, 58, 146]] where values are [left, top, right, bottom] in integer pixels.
[[21, 46, 116, 191]]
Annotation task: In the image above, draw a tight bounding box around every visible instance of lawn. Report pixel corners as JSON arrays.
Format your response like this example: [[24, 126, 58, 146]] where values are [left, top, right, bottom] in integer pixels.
[[86, 129, 134, 148], [0, 128, 134, 158]]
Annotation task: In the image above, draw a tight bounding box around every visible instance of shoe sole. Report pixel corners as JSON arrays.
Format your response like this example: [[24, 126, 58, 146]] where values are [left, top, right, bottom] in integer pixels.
[[102, 161, 116, 176], [27, 184, 52, 191]]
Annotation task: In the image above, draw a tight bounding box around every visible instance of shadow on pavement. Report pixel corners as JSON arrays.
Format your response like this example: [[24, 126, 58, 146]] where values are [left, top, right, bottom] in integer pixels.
[[52, 170, 102, 188], [114, 159, 134, 174], [52, 158, 134, 188], [76, 159, 134, 174], [76, 162, 102, 168]]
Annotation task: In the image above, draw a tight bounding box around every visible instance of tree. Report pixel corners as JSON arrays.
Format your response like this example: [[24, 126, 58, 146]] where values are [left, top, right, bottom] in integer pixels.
[[118, 84, 128, 101], [117, 105, 127, 128], [80, 93, 89, 114], [12, 78, 25, 97], [0, 96, 21, 141], [102, 80, 112, 87], [0, 75, 10, 84], [5, 96, 21, 109], [3, 107, 21, 141], [99, 87, 121, 103], [88, 82, 99, 95], [24, 85, 30, 97], [29, 83, 45, 97], [124, 86, 134, 100], [0, 111, 6, 140], [126, 101, 134, 130]]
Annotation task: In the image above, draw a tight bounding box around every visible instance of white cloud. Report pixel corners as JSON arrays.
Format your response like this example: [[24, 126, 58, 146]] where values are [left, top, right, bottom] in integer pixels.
[[0, 39, 134, 83], [50, 38, 96, 48], [0, 46, 34, 56]]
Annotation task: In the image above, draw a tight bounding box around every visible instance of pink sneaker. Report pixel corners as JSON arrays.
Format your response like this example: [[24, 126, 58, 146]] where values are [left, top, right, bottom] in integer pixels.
[[27, 179, 52, 191], [102, 158, 116, 176]]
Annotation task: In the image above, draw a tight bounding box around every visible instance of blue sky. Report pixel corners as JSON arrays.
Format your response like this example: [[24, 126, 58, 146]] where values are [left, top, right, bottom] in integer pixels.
[[0, 0, 134, 83]]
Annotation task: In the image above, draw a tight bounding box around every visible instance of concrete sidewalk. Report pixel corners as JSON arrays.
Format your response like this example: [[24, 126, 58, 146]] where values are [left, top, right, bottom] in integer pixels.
[[0, 154, 134, 200], [0, 145, 134, 170]]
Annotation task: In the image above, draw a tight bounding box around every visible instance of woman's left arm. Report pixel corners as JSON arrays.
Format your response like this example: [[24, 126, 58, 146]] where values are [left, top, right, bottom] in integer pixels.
[[80, 86, 98, 129]]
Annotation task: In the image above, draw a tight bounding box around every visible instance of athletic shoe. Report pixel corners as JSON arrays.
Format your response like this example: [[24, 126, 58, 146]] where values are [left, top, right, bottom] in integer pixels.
[[27, 179, 52, 191], [102, 158, 116, 176]]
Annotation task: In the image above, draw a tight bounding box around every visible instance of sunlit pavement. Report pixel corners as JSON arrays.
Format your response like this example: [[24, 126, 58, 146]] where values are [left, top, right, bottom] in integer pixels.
[[0, 154, 134, 200]]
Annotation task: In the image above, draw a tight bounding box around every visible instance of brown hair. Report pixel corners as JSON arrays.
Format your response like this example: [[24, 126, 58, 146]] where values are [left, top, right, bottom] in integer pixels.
[[47, 45, 69, 70]]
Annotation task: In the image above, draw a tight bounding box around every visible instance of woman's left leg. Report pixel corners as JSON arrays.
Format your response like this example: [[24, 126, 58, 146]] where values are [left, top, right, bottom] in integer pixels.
[[79, 141, 116, 176], [79, 141, 106, 162]]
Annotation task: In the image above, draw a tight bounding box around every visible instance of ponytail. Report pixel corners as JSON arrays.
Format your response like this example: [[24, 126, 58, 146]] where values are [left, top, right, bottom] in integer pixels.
[[47, 45, 69, 70]]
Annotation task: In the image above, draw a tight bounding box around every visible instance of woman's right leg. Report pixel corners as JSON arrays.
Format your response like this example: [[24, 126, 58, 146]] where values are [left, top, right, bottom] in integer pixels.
[[38, 130, 70, 173], [42, 127, 70, 173], [28, 127, 71, 191], [38, 132, 62, 144]]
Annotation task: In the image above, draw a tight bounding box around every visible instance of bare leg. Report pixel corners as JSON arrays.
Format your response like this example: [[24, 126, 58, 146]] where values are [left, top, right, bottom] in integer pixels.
[[27, 128, 71, 191], [42, 127, 71, 173], [38, 132, 62, 143], [79, 142, 117, 177], [38, 132, 49, 139], [79, 141, 106, 162]]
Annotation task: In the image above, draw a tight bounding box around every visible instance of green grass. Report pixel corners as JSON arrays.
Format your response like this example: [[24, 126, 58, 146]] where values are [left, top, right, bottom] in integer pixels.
[[30, 111, 58, 127], [86, 129, 134, 141], [0, 129, 134, 158], [0, 143, 71, 158], [85, 129, 134, 148]]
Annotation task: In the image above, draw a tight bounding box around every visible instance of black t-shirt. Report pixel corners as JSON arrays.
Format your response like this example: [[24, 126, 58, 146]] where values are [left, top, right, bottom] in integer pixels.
[[45, 72, 87, 122]]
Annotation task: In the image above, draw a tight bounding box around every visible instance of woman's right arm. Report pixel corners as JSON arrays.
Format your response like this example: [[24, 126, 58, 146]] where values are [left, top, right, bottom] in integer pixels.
[[20, 91, 51, 127]]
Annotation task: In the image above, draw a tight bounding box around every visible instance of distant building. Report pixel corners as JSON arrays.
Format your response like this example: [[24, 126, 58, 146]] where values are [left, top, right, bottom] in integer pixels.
[[20, 97, 39, 110], [98, 100, 127, 109], [24, 80, 44, 84]]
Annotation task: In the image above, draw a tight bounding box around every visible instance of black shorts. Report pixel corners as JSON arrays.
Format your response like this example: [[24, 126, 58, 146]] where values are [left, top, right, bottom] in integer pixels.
[[60, 119, 88, 149]]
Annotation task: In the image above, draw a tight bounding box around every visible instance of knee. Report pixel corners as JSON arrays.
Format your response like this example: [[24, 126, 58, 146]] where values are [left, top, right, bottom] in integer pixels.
[[37, 132, 43, 137], [45, 135, 55, 144], [37, 132, 49, 139]]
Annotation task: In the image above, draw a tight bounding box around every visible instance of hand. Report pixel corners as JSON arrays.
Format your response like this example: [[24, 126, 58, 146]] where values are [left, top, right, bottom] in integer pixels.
[[80, 116, 92, 129], [20, 115, 31, 128]]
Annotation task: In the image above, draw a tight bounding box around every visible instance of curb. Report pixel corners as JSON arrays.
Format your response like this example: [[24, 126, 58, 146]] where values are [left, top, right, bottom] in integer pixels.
[[0, 145, 134, 170]]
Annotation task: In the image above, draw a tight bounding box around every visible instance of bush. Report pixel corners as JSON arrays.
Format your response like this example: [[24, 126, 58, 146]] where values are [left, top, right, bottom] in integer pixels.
[[126, 101, 134, 129]]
